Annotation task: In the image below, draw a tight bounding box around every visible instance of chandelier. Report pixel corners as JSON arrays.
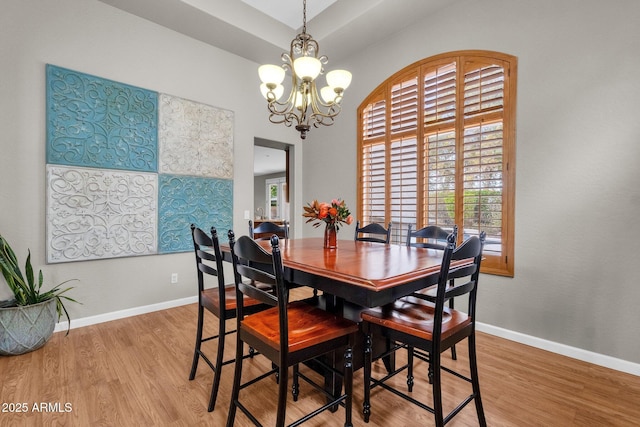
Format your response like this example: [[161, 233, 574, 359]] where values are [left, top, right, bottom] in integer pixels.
[[258, 0, 352, 139]]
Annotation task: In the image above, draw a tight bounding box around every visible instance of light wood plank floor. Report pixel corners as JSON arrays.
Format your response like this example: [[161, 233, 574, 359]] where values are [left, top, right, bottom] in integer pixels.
[[1, 290, 639, 426]]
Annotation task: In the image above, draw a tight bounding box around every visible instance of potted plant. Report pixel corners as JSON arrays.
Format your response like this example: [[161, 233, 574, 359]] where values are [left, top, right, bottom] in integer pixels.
[[0, 233, 78, 355]]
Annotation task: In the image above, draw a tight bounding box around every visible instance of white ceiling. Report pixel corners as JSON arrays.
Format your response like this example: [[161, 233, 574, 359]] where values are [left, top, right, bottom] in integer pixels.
[[240, 0, 337, 30], [97, 0, 451, 65], [254, 146, 286, 176]]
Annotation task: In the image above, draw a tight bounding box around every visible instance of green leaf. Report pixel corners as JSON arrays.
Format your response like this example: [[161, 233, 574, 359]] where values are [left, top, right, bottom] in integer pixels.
[[0, 233, 79, 330]]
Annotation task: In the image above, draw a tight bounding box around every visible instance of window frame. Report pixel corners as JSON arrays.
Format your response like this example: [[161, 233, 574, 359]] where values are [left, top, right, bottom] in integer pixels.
[[357, 50, 516, 277]]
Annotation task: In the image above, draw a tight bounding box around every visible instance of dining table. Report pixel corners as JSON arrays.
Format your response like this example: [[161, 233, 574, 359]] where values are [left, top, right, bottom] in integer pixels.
[[221, 236, 472, 405], [245, 237, 459, 307]]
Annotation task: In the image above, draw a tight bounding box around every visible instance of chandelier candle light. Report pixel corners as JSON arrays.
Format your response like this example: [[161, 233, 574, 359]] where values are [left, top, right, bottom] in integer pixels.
[[258, 0, 352, 139]]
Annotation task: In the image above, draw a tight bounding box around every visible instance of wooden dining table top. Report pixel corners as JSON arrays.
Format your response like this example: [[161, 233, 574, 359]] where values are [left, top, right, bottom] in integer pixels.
[[226, 237, 466, 308]]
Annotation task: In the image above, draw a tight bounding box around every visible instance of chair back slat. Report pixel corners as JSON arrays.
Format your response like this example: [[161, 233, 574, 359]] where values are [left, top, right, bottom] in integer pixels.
[[196, 248, 217, 263], [190, 224, 226, 295], [238, 279, 278, 306], [443, 280, 476, 300], [197, 262, 218, 277], [354, 221, 392, 244], [406, 224, 452, 249], [447, 263, 477, 280], [451, 234, 483, 261]]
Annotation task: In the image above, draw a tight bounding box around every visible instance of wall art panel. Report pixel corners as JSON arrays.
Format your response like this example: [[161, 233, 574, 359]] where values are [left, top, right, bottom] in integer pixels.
[[46, 165, 158, 263], [158, 175, 233, 253], [45, 65, 234, 262], [158, 94, 233, 179], [46, 64, 158, 172]]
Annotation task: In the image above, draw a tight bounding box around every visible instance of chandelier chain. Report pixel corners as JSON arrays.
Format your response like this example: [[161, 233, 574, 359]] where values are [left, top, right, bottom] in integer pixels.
[[302, 0, 307, 34]]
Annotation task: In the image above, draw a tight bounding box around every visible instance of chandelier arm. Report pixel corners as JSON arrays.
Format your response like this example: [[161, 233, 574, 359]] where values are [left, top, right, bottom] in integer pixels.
[[267, 102, 301, 126]]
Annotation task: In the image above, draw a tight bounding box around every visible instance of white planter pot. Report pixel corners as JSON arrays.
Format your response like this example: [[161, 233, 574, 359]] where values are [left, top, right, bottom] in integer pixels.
[[0, 298, 57, 356]]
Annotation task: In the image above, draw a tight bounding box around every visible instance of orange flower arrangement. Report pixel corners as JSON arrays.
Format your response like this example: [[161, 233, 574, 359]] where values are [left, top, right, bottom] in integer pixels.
[[302, 198, 353, 231]]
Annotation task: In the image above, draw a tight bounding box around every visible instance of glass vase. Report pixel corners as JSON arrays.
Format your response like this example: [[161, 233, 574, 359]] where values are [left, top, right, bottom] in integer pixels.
[[324, 223, 338, 249]]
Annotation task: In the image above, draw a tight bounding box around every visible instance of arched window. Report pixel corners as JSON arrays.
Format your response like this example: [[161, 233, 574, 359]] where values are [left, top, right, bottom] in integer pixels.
[[358, 50, 516, 276]]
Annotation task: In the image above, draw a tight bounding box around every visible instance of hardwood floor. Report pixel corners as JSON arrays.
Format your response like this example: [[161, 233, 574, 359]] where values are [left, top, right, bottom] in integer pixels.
[[1, 289, 639, 426]]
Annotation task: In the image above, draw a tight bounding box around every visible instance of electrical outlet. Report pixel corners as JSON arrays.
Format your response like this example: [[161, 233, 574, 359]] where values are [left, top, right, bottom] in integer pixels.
[[244, 210, 251, 220], [171, 273, 178, 284]]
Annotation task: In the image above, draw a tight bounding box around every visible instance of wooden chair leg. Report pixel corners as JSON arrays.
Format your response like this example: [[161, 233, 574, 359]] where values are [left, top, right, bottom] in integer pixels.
[[189, 305, 204, 380], [407, 346, 414, 392], [431, 352, 444, 427], [344, 345, 354, 427], [362, 332, 372, 423], [207, 316, 226, 412], [276, 363, 289, 427], [226, 335, 244, 427], [292, 364, 300, 402], [469, 334, 487, 427]]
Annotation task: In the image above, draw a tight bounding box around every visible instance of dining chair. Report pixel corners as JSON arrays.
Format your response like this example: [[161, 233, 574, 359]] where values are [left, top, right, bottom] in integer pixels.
[[354, 220, 392, 244], [226, 232, 359, 427], [361, 231, 487, 427], [406, 224, 459, 361], [188, 225, 271, 412], [248, 220, 289, 240]]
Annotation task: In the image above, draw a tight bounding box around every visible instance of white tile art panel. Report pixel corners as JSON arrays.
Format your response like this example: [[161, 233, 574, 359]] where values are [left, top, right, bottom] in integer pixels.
[[46, 165, 158, 263], [158, 94, 234, 179]]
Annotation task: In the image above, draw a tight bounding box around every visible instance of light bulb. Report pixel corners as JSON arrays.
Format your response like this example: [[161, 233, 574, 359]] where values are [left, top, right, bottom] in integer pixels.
[[260, 83, 284, 100], [294, 90, 310, 110], [258, 64, 285, 85], [326, 69, 352, 91], [293, 56, 322, 82], [320, 86, 336, 103]]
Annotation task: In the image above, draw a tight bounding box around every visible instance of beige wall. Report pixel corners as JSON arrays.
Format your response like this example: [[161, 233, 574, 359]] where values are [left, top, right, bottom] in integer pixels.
[[303, 0, 640, 366], [0, 0, 302, 319]]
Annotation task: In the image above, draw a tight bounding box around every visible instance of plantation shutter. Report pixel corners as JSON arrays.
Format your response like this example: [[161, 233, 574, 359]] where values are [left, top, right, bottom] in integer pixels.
[[358, 51, 516, 276], [391, 76, 418, 134], [423, 62, 457, 229], [462, 61, 506, 257], [388, 75, 419, 240], [361, 141, 386, 225], [424, 130, 456, 227], [390, 136, 418, 242], [361, 97, 387, 225], [362, 99, 386, 139]]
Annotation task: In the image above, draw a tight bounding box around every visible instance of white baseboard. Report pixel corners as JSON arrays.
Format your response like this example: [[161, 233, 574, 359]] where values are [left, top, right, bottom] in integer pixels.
[[54, 295, 197, 333], [54, 300, 639, 377], [476, 322, 640, 377]]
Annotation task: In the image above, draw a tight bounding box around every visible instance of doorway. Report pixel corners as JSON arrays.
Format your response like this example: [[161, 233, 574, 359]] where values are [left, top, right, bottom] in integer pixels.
[[253, 138, 294, 235]]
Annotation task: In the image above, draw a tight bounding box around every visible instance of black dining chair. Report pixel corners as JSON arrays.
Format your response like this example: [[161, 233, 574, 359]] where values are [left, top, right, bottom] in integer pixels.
[[248, 220, 288, 240], [361, 230, 487, 427], [354, 220, 391, 244], [407, 224, 459, 361], [188, 225, 271, 412], [226, 232, 359, 427]]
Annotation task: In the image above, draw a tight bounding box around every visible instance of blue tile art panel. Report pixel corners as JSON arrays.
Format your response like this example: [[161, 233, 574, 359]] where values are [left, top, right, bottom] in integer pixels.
[[45, 64, 234, 261], [158, 175, 234, 254], [46, 64, 158, 172]]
